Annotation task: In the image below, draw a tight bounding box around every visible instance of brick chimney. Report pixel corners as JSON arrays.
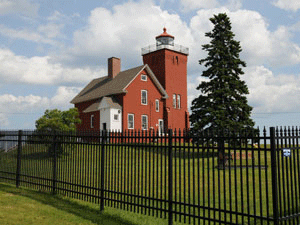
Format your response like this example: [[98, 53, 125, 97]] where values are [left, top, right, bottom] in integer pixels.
[[108, 57, 121, 79]]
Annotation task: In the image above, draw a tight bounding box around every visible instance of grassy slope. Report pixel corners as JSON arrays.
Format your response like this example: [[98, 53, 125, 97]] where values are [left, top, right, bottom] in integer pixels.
[[0, 143, 276, 224], [1, 141, 299, 224], [0, 182, 180, 225]]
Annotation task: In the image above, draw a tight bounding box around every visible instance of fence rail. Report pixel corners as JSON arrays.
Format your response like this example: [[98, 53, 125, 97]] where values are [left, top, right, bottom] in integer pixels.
[[0, 128, 300, 225]]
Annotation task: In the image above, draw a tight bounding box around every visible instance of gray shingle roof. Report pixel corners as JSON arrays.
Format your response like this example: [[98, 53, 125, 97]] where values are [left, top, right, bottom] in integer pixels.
[[83, 96, 122, 113], [71, 64, 168, 104]]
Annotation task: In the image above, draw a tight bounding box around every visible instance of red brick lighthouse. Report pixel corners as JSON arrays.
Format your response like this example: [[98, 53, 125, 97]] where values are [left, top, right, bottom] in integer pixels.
[[142, 28, 189, 130], [72, 28, 189, 132]]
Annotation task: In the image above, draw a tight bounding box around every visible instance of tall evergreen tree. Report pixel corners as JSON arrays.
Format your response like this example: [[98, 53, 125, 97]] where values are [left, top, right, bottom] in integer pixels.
[[190, 13, 255, 135]]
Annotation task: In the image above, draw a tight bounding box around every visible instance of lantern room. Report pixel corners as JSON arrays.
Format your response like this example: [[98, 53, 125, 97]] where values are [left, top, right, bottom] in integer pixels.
[[156, 27, 174, 46]]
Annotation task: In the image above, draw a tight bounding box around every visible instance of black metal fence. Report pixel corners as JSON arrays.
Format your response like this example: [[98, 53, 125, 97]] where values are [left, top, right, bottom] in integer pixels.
[[0, 127, 299, 225]]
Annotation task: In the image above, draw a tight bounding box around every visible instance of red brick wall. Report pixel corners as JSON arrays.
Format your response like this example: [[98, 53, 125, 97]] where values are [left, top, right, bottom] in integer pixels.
[[75, 100, 100, 131], [143, 49, 189, 131], [122, 69, 164, 131], [108, 57, 121, 79]]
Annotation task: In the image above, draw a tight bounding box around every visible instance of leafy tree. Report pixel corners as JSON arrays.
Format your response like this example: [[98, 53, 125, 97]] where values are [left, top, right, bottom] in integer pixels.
[[190, 13, 255, 168], [190, 13, 255, 135], [35, 108, 81, 132], [34, 108, 81, 156]]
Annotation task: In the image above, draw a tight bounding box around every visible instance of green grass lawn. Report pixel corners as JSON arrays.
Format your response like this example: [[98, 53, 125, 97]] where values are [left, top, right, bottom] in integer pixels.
[[0, 140, 299, 225], [0, 182, 184, 225]]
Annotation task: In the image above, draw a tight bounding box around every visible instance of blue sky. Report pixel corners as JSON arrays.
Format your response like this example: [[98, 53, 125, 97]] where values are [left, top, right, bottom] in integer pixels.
[[0, 0, 300, 130]]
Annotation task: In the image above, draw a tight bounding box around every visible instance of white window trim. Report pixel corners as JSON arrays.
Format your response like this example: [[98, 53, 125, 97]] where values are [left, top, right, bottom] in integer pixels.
[[141, 115, 148, 130], [173, 94, 176, 108], [177, 94, 181, 109], [90, 115, 94, 128], [141, 74, 147, 81], [128, 114, 134, 129], [141, 90, 148, 105], [155, 99, 159, 112]]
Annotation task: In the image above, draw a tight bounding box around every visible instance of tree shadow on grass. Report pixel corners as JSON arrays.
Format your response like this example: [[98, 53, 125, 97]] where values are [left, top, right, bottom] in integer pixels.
[[0, 183, 138, 225]]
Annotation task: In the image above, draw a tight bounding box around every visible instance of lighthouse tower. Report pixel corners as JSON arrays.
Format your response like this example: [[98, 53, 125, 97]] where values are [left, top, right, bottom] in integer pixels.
[[141, 28, 189, 130]]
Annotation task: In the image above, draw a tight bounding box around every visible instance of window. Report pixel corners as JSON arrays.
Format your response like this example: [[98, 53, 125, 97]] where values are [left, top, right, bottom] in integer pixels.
[[158, 119, 164, 135], [173, 94, 176, 108], [155, 99, 159, 112], [90, 115, 94, 128], [141, 90, 148, 105], [141, 115, 148, 130], [128, 114, 134, 129], [141, 74, 147, 81], [177, 95, 181, 109], [114, 114, 119, 121]]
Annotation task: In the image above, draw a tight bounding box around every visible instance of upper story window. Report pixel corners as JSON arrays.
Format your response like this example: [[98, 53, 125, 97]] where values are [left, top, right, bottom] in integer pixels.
[[177, 95, 181, 109], [141, 90, 148, 105], [141, 74, 147, 81], [128, 114, 134, 129], [173, 94, 176, 108], [141, 115, 148, 130], [90, 115, 94, 128], [155, 99, 159, 112]]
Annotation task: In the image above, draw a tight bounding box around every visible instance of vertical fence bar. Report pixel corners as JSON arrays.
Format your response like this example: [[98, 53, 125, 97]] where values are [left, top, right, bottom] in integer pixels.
[[168, 129, 173, 225], [52, 131, 57, 195], [270, 127, 279, 225], [100, 130, 106, 211], [16, 130, 23, 188]]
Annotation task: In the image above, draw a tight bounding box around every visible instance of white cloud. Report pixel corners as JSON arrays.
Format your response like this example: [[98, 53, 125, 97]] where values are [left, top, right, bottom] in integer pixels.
[[38, 23, 65, 39], [0, 0, 39, 17], [51, 86, 82, 106], [0, 48, 105, 85], [225, 0, 242, 11], [0, 94, 49, 113], [180, 0, 219, 12], [67, 0, 192, 68], [273, 0, 300, 12], [189, 8, 300, 69], [244, 66, 300, 113], [0, 86, 82, 128], [47, 10, 80, 22], [179, 0, 242, 12], [53, 1, 299, 73], [0, 24, 57, 45], [188, 65, 300, 116], [0, 113, 9, 128]]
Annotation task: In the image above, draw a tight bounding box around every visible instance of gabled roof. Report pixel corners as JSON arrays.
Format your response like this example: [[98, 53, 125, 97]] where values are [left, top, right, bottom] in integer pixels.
[[71, 64, 168, 104], [83, 96, 122, 113]]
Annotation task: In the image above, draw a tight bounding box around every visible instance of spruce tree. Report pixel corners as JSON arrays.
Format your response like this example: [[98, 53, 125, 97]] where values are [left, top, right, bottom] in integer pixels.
[[190, 13, 255, 135]]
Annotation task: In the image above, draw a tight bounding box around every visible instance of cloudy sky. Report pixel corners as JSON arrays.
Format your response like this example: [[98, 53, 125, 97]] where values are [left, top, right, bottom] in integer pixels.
[[0, 0, 300, 130]]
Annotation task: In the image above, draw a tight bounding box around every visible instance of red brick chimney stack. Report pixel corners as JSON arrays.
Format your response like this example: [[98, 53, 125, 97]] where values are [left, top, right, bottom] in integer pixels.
[[108, 57, 121, 79]]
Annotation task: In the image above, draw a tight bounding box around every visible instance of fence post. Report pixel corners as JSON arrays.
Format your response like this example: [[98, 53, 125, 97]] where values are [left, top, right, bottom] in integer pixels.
[[100, 130, 106, 211], [16, 130, 22, 188], [270, 127, 279, 225], [168, 129, 173, 225], [52, 131, 57, 195]]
